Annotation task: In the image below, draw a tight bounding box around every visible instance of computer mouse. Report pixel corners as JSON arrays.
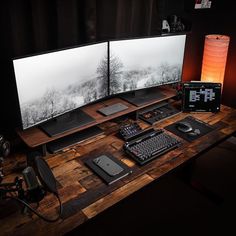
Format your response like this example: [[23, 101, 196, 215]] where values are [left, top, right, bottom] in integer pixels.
[[175, 121, 193, 133], [188, 129, 201, 136]]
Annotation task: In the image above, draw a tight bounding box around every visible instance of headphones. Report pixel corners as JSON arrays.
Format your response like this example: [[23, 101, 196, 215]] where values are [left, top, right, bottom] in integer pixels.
[[0, 135, 10, 158]]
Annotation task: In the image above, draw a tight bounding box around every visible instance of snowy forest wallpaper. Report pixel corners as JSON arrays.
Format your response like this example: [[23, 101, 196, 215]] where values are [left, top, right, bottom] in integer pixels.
[[109, 35, 186, 95], [14, 35, 186, 130], [20, 75, 107, 129], [14, 43, 108, 129]]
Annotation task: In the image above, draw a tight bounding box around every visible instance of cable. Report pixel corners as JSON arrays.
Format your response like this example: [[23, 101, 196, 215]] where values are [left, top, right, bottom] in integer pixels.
[[5, 194, 63, 223]]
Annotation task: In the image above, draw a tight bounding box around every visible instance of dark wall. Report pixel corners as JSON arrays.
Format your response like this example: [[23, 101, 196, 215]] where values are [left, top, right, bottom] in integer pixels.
[[162, 1, 236, 111], [0, 0, 162, 138], [181, 0, 236, 108], [0, 0, 235, 139]]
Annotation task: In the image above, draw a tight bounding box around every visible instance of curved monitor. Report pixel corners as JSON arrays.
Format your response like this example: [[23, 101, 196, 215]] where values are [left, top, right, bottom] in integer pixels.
[[109, 34, 186, 95], [13, 42, 108, 131]]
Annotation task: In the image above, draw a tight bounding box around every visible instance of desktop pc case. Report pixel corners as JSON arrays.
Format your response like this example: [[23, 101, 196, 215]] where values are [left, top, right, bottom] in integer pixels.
[[182, 82, 221, 112]]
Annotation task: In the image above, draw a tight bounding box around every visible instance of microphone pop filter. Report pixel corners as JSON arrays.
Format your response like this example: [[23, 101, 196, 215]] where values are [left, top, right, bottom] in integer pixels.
[[34, 155, 58, 195]]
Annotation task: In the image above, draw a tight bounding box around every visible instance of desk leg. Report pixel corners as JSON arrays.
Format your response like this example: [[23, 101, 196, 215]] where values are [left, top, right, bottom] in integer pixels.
[[26, 145, 47, 167], [41, 144, 47, 157]]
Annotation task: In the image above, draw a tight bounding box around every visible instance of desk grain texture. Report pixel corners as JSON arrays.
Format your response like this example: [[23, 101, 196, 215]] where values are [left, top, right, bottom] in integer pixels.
[[1, 105, 236, 236]]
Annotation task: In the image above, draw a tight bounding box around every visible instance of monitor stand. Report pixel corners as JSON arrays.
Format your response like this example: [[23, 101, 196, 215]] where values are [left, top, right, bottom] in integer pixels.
[[120, 88, 165, 107], [40, 109, 95, 137], [46, 126, 104, 153]]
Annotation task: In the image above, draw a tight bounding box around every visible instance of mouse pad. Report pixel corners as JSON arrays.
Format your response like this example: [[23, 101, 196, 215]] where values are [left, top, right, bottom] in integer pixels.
[[164, 116, 214, 142]]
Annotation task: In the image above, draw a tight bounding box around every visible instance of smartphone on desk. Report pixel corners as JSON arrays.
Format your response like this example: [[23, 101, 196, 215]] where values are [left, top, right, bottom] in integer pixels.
[[93, 155, 124, 177]]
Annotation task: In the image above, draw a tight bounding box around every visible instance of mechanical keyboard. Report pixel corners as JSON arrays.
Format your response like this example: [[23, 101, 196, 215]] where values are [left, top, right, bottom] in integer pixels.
[[123, 129, 181, 165]]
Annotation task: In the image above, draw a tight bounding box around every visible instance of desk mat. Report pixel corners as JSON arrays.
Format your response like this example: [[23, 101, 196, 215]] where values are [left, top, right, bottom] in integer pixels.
[[84, 154, 132, 185], [164, 116, 214, 142]]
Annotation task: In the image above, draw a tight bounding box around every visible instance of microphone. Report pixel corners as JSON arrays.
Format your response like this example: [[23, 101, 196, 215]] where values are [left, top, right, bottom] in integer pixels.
[[22, 167, 45, 203]]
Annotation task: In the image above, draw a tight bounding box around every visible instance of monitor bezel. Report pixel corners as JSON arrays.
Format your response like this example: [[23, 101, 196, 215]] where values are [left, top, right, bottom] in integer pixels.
[[13, 40, 109, 131]]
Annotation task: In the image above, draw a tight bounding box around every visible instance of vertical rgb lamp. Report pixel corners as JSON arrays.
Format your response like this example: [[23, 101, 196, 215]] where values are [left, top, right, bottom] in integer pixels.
[[201, 35, 230, 88]]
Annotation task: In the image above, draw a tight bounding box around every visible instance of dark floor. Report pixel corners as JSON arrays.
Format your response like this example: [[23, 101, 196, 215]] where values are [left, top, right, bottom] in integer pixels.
[[66, 136, 236, 236]]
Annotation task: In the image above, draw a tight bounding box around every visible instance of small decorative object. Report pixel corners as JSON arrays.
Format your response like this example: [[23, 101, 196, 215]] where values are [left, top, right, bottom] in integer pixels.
[[201, 34, 230, 89], [162, 19, 170, 33], [168, 15, 185, 33], [195, 0, 212, 9]]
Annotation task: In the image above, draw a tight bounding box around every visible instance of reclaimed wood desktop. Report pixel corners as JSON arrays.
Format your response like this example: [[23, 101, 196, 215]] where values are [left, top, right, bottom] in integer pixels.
[[1, 105, 236, 235]]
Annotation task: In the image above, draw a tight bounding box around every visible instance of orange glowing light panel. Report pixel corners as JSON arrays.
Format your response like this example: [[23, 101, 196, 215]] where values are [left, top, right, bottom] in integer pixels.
[[201, 34, 230, 86]]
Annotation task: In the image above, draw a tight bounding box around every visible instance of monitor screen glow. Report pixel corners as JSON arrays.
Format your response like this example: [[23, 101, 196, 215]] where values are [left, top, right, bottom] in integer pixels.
[[109, 34, 186, 95], [13, 42, 108, 130]]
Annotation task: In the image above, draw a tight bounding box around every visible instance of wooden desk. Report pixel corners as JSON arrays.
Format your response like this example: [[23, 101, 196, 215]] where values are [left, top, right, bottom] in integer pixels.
[[1, 105, 236, 235]]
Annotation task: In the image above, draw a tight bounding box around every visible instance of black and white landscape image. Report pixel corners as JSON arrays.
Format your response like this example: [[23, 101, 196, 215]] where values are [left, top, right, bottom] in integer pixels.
[[109, 35, 186, 95], [14, 42, 108, 129]]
